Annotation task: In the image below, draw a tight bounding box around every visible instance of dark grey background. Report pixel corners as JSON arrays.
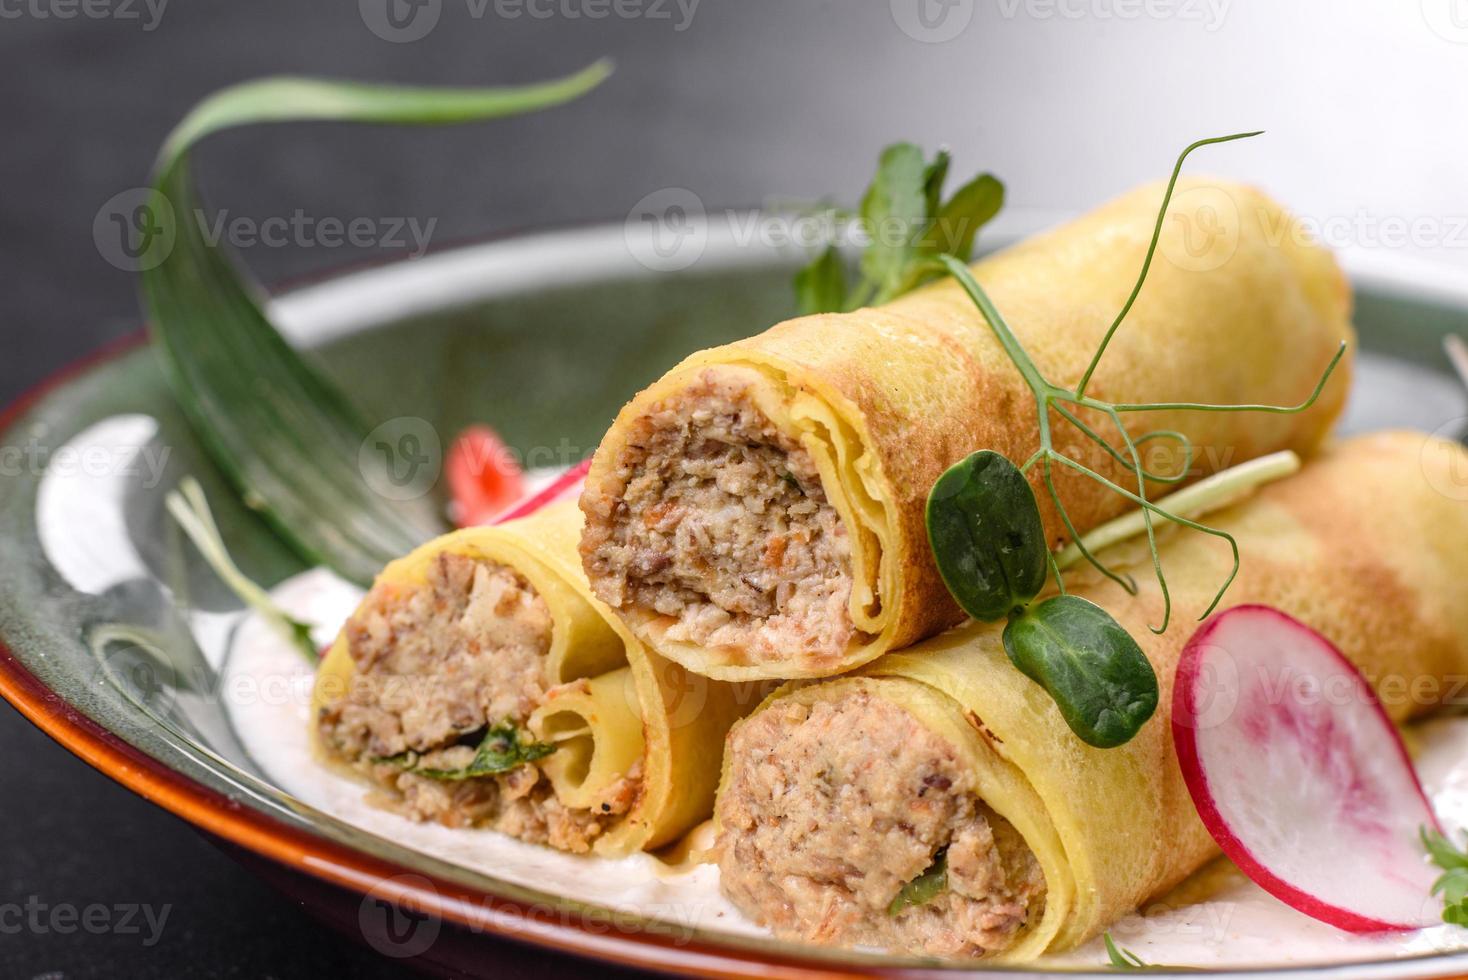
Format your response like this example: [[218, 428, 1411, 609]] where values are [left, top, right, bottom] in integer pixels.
[[1, 1, 1463, 976]]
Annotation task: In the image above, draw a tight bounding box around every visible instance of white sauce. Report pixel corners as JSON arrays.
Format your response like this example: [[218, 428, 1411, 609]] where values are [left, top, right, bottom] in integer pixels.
[[226, 568, 1468, 969]]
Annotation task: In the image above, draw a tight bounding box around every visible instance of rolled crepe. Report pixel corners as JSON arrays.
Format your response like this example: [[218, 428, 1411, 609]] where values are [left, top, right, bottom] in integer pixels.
[[713, 431, 1468, 959], [580, 177, 1354, 680], [311, 501, 752, 856]]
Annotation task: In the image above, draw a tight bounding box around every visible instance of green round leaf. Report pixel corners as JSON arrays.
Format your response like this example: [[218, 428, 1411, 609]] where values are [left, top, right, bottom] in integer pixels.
[[1002, 594, 1158, 748], [926, 450, 1049, 622]]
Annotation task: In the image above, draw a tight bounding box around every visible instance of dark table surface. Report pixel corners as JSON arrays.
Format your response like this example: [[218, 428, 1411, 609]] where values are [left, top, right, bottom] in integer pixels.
[[1, 2, 1463, 976]]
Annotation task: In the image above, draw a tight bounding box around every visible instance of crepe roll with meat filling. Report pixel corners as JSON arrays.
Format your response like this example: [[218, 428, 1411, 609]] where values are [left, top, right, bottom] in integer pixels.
[[713, 431, 1468, 959], [312, 501, 752, 856], [579, 177, 1354, 681]]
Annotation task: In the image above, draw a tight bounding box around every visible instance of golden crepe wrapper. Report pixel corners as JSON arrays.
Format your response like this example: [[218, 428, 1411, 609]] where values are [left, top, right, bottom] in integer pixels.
[[584, 177, 1355, 680], [716, 431, 1468, 957], [313, 501, 751, 855]]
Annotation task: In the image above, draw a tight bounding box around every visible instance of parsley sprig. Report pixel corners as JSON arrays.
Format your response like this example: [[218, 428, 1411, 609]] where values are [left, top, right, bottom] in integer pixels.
[[794, 144, 1003, 315], [1422, 826, 1468, 925], [381, 721, 556, 781]]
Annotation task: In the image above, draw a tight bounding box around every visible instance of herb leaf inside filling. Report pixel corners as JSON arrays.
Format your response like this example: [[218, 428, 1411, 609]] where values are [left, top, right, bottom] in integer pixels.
[[888, 848, 950, 916], [396, 722, 557, 781]]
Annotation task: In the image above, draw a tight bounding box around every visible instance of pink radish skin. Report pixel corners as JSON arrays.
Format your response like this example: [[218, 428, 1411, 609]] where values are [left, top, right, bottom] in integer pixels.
[[492, 458, 591, 525], [1173, 604, 1442, 933]]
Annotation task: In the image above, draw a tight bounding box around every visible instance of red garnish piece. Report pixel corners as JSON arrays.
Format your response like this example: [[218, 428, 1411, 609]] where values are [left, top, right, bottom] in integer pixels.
[[446, 425, 525, 527], [1174, 605, 1440, 932]]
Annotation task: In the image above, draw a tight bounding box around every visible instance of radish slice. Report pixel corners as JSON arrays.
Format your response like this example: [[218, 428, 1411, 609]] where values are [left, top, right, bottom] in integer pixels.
[[492, 458, 591, 525], [446, 426, 525, 527], [1173, 604, 1441, 932]]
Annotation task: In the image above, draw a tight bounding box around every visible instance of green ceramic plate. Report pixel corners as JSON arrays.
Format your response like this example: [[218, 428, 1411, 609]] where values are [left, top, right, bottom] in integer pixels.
[[1, 219, 1466, 978]]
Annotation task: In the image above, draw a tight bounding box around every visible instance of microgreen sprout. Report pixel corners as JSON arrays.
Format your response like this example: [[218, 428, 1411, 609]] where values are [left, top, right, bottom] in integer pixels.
[[939, 131, 1344, 635], [927, 132, 1347, 747]]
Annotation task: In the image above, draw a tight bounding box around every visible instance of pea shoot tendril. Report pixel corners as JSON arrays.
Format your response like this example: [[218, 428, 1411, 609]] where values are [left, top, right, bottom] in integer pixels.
[[938, 131, 1345, 636], [926, 132, 1347, 748]]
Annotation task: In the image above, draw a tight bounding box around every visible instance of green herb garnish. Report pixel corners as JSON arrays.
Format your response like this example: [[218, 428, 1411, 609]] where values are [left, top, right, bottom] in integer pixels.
[[1103, 933, 1197, 971], [410, 721, 556, 781], [888, 848, 949, 916], [927, 449, 1049, 622], [925, 132, 1346, 749], [927, 451, 1157, 747], [794, 144, 1003, 314], [143, 64, 612, 585], [1104, 932, 1149, 969], [1422, 826, 1468, 925], [1004, 595, 1156, 749]]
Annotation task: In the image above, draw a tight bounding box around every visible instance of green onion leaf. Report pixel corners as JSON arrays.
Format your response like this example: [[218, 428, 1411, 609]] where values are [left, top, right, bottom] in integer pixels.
[[165, 476, 319, 665], [142, 62, 612, 585], [926, 450, 1049, 622], [412, 721, 556, 781], [1002, 595, 1159, 748], [887, 848, 949, 916]]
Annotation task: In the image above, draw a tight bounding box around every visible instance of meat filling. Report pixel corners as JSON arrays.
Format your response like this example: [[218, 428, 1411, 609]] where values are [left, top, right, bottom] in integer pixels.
[[316, 552, 639, 852], [716, 691, 1046, 958], [581, 366, 859, 666]]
